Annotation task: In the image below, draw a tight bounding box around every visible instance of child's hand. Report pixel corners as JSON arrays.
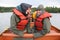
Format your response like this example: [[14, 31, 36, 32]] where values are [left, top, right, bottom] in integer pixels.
[[27, 14, 31, 18]]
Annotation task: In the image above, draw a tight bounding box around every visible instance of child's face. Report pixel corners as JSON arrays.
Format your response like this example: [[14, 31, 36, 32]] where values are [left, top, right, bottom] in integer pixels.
[[26, 8, 32, 18], [26, 8, 31, 14], [37, 10, 40, 14]]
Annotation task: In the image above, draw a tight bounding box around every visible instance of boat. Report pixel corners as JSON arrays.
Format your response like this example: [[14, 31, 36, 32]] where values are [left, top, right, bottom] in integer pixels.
[[0, 25, 60, 40]]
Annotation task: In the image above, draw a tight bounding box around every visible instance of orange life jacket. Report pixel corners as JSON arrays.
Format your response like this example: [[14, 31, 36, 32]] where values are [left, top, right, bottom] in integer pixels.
[[35, 12, 51, 31], [13, 8, 28, 30]]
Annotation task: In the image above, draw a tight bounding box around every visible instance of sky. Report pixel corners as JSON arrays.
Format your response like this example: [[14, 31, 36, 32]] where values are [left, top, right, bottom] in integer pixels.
[[0, 0, 60, 7]]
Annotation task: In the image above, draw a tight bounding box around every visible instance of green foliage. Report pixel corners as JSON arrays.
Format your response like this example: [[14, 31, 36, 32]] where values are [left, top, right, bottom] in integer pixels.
[[0, 7, 14, 12], [45, 7, 60, 13], [31, 7, 36, 12], [32, 7, 60, 13], [0, 7, 60, 13]]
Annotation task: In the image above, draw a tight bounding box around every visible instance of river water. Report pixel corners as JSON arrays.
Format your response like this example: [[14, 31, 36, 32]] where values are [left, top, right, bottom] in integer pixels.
[[0, 12, 60, 34]]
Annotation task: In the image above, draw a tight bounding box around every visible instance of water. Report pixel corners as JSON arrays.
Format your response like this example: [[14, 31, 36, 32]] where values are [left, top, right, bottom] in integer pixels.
[[0, 12, 12, 27], [50, 13, 60, 30], [0, 12, 12, 34], [0, 12, 60, 34]]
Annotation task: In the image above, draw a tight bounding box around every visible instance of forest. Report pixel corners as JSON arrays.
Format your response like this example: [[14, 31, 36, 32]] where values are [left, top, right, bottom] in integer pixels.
[[0, 7, 60, 13]]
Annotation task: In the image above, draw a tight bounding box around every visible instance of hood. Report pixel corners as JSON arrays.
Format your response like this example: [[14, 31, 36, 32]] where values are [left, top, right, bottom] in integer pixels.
[[36, 4, 45, 16], [16, 3, 32, 16]]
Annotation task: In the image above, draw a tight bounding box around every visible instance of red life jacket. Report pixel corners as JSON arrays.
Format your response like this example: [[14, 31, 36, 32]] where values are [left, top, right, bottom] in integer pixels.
[[13, 8, 28, 30], [35, 12, 51, 31]]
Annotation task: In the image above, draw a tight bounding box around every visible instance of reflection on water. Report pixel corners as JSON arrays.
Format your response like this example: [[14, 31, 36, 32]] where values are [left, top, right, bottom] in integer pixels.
[[0, 12, 60, 31], [0, 12, 12, 34], [50, 13, 60, 29], [0, 12, 12, 27]]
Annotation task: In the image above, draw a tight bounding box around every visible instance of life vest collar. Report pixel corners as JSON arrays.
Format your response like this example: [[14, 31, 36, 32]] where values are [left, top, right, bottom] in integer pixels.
[[13, 8, 27, 20], [38, 12, 51, 19]]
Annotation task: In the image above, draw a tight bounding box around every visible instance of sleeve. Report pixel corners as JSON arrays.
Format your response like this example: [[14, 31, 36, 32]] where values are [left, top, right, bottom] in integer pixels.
[[9, 14, 24, 37], [33, 18, 51, 38]]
